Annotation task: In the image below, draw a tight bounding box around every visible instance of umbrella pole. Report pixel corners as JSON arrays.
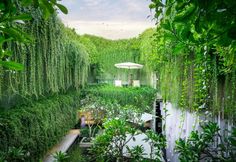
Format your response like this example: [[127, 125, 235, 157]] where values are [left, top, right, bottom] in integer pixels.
[[139, 69, 141, 85], [128, 67, 130, 86]]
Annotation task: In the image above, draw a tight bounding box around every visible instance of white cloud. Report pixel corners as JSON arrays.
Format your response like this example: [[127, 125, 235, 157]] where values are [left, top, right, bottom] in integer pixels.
[[59, 0, 155, 39], [59, 0, 76, 6], [62, 20, 155, 40]]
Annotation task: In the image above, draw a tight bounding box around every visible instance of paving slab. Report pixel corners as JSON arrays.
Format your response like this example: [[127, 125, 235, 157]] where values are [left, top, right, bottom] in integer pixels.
[[43, 129, 80, 162]]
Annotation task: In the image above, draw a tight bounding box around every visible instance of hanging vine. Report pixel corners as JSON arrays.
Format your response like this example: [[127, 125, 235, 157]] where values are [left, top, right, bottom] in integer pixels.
[[147, 0, 236, 120], [0, 5, 89, 108]]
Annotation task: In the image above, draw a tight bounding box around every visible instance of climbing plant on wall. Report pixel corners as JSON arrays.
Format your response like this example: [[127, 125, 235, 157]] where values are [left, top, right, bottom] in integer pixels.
[[148, 0, 236, 120], [0, 2, 88, 160], [0, 0, 68, 70], [0, 3, 89, 108]]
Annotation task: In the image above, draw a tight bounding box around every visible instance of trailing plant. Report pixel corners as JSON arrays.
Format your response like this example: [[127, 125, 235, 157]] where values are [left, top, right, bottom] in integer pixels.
[[175, 122, 236, 162], [0, 91, 80, 161], [0, 13, 89, 108], [148, 0, 236, 119], [0, 0, 68, 70]]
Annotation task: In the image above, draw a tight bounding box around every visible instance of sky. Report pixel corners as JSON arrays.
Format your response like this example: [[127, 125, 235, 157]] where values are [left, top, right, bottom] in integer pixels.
[[59, 0, 155, 40]]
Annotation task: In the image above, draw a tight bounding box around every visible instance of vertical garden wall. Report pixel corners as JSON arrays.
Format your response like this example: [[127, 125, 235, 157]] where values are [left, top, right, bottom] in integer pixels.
[[0, 13, 89, 108], [147, 0, 236, 121], [0, 2, 89, 161]]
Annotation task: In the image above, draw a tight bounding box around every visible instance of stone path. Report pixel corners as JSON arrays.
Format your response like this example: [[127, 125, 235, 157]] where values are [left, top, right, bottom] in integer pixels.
[[43, 129, 80, 162]]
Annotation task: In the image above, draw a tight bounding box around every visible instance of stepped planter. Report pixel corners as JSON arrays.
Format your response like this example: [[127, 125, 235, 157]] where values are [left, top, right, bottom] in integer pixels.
[[79, 137, 93, 148]]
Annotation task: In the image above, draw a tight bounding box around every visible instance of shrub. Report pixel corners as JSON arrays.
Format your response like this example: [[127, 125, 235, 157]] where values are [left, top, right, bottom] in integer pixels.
[[91, 118, 137, 162], [53, 151, 69, 162], [0, 91, 81, 161], [175, 122, 236, 161]]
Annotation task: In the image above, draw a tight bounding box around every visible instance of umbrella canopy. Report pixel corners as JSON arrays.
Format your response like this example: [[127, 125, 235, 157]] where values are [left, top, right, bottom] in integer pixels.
[[114, 62, 143, 69], [140, 113, 154, 122]]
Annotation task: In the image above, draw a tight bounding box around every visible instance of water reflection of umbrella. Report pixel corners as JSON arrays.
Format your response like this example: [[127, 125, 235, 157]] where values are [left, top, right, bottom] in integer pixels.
[[115, 62, 143, 85]]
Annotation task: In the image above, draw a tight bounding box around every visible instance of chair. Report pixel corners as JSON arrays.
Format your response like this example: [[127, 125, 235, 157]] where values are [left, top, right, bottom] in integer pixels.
[[132, 80, 140, 87], [114, 80, 122, 87]]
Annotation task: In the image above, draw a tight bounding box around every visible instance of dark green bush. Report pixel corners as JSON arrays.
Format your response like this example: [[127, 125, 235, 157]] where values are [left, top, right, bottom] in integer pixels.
[[82, 85, 156, 112], [0, 91, 81, 161]]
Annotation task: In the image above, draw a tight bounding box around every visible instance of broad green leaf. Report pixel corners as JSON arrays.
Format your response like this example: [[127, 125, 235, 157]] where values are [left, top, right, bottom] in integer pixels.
[[41, 0, 54, 14], [0, 60, 24, 71], [1, 28, 24, 41], [2, 50, 13, 57], [39, 0, 54, 19], [39, 3, 51, 19], [0, 36, 13, 45], [175, 2, 186, 11], [21, 0, 32, 6], [1, 27, 32, 42], [173, 43, 185, 54], [50, 0, 57, 4], [161, 19, 171, 31], [56, 3, 68, 14], [9, 14, 32, 21], [149, 3, 156, 9], [174, 3, 196, 22], [165, 6, 171, 16]]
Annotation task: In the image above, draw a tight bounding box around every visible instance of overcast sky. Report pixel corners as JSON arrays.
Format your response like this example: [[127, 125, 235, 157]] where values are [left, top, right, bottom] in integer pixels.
[[59, 0, 155, 40]]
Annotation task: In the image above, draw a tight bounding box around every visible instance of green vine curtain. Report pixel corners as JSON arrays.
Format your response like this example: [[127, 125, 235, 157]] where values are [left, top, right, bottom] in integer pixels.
[[146, 0, 236, 120], [0, 8, 89, 108]]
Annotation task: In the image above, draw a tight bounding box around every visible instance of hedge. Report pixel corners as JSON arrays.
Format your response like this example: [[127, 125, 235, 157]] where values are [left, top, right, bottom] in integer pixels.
[[0, 91, 80, 161], [83, 85, 156, 111]]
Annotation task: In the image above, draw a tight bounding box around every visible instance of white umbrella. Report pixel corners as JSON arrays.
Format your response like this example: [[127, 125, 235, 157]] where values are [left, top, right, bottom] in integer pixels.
[[140, 113, 154, 122], [114, 62, 143, 86], [114, 62, 143, 69], [129, 113, 155, 124]]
